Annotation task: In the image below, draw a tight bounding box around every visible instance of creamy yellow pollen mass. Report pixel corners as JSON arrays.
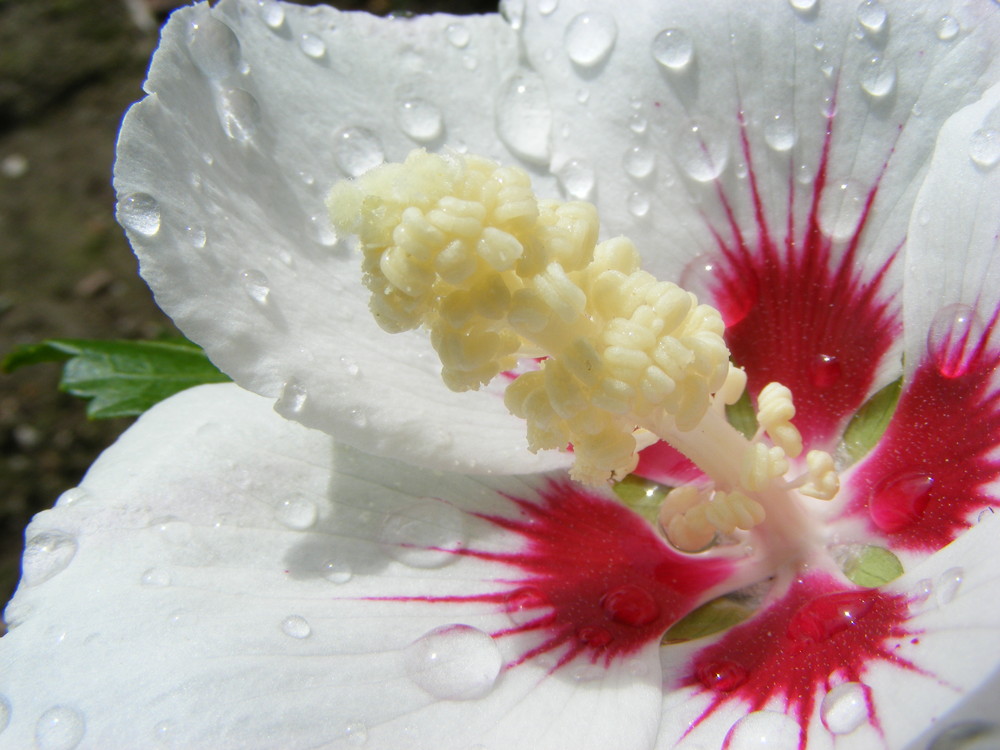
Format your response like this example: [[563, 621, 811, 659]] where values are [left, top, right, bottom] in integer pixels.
[[329, 149, 838, 549]]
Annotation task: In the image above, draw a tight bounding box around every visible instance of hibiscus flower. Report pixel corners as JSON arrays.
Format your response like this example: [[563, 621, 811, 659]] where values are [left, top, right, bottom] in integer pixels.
[[2, 1, 999, 749]]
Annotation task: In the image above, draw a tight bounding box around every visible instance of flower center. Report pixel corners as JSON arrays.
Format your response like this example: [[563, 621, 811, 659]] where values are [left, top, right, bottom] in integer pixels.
[[329, 150, 839, 551]]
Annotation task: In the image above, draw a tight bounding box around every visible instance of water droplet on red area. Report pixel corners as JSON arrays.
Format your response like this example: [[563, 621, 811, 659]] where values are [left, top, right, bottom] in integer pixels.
[[810, 354, 842, 388], [868, 472, 934, 533], [504, 586, 550, 625], [578, 625, 613, 648], [696, 659, 748, 692], [927, 303, 986, 378], [602, 584, 660, 627], [680, 253, 758, 327], [786, 590, 876, 643]]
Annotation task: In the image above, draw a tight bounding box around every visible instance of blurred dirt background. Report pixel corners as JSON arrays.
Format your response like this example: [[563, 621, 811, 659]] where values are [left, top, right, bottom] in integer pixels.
[[0, 0, 497, 622]]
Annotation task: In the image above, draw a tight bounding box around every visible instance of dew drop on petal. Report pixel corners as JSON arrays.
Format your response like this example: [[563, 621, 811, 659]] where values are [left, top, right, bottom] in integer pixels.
[[35, 706, 86, 750], [495, 72, 552, 165], [188, 17, 241, 80], [868, 472, 934, 533], [298, 33, 326, 59], [219, 88, 261, 143], [810, 353, 842, 388], [345, 721, 368, 745], [627, 191, 650, 218], [141, 568, 171, 587], [564, 12, 617, 67], [240, 269, 271, 306], [856, 0, 887, 33], [556, 158, 595, 200], [860, 55, 896, 98], [340, 355, 362, 377], [335, 127, 385, 177], [677, 122, 728, 182], [501, 0, 525, 31], [787, 590, 875, 642], [936, 567, 964, 605], [56, 487, 89, 507], [818, 179, 866, 241], [379, 499, 466, 568], [397, 99, 444, 143], [117, 193, 161, 237], [275, 496, 318, 530], [764, 113, 797, 152], [403, 624, 502, 700], [257, 0, 285, 29], [969, 128, 1000, 170], [276, 378, 308, 416], [821, 682, 869, 734], [281, 615, 312, 639], [322, 559, 353, 584], [538, 0, 558, 15], [934, 15, 959, 41], [184, 225, 207, 248], [623, 145, 656, 179], [629, 113, 647, 134], [696, 660, 748, 692], [651, 28, 693, 71], [789, 0, 818, 12], [576, 87, 590, 105], [22, 531, 78, 586], [927, 303, 986, 378], [602, 584, 660, 626], [505, 586, 550, 625], [445, 22, 470, 48], [727, 710, 802, 750]]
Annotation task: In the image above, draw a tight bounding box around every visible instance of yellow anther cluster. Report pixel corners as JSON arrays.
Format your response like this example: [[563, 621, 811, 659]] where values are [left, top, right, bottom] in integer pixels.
[[799, 450, 839, 500], [330, 150, 730, 484], [755, 382, 803, 458], [658, 486, 766, 552]]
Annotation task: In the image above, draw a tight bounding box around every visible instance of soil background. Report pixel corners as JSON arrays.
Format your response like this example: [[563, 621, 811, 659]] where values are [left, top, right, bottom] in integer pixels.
[[0, 0, 497, 623]]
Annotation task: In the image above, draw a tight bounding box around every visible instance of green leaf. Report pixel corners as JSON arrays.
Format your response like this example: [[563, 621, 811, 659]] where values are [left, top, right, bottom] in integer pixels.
[[662, 595, 754, 644], [612, 474, 671, 525], [841, 377, 903, 465], [841, 544, 905, 588], [3, 338, 230, 418], [725, 388, 758, 440]]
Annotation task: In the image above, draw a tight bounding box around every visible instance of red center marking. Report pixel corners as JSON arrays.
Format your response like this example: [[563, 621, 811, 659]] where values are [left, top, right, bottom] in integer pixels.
[[680, 574, 926, 750]]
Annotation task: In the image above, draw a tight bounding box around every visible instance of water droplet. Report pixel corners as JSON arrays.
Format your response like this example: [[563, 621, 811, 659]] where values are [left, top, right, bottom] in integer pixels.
[[602, 584, 659, 626], [627, 191, 650, 218], [623, 144, 655, 178], [909, 577, 934, 613], [810, 353, 842, 388], [117, 193, 161, 237], [276, 378, 308, 416], [501, 0, 525, 31], [335, 127, 385, 177], [927, 303, 986, 378], [403, 624, 502, 700], [787, 590, 875, 642], [818, 179, 866, 241], [789, 0, 818, 11], [651, 28, 693, 71], [556, 158, 595, 200], [821, 94, 838, 119], [856, 0, 887, 33], [298, 33, 326, 59], [56, 487, 89, 506], [680, 253, 754, 326], [696, 660, 748, 692], [379, 499, 466, 568], [821, 682, 869, 734], [936, 566, 964, 605], [935, 15, 959, 41], [339, 355, 362, 377], [184, 225, 207, 248], [576, 87, 589, 104], [727, 710, 802, 750], [349, 408, 368, 428], [35, 706, 86, 750], [240, 269, 271, 306], [577, 625, 613, 648], [538, 0, 558, 15], [445, 22, 470, 48], [868, 472, 934, 533], [629, 113, 647, 134], [322, 559, 353, 583], [22, 531, 78, 586], [257, 0, 285, 29], [276, 496, 318, 530], [969, 128, 1000, 170], [188, 16, 241, 80], [397, 99, 443, 143], [764, 113, 797, 152], [281, 614, 312, 638], [345, 721, 368, 745], [860, 55, 896, 98], [219, 88, 261, 142], [141, 568, 171, 587], [564, 12, 617, 67], [153, 720, 175, 743], [677, 122, 728, 182], [309, 213, 338, 246], [495, 72, 552, 165], [0, 695, 11, 734], [505, 586, 550, 625]]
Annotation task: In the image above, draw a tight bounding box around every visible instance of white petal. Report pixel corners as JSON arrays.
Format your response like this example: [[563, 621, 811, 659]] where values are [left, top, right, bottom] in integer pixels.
[[904, 82, 1000, 374], [0, 384, 662, 749], [114, 0, 566, 475]]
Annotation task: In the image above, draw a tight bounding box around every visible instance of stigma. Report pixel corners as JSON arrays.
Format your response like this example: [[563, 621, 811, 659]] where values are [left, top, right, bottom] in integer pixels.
[[329, 149, 838, 548]]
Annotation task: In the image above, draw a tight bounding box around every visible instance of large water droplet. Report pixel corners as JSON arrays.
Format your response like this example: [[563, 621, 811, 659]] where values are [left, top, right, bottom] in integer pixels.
[[335, 127, 385, 177], [403, 624, 502, 700], [651, 28, 693, 71], [696, 660, 748, 692], [309, 213, 338, 246], [934, 15, 959, 41], [299, 33, 326, 59], [764, 114, 797, 152], [276, 496, 318, 530], [677, 122, 728, 182], [602, 584, 659, 626], [22, 531, 78, 586], [495, 72, 552, 165], [397, 98, 443, 143], [117, 193, 161, 237], [810, 353, 842, 388], [218, 88, 260, 143], [869, 472, 934, 533], [564, 12, 617, 67], [821, 682, 869, 734], [35, 706, 86, 750], [856, 0, 887, 33], [445, 22, 470, 48], [345, 721, 368, 745], [379, 499, 466, 568], [789, 0, 818, 12], [860, 55, 896, 98], [818, 179, 866, 241], [787, 590, 875, 642], [623, 145, 656, 179], [627, 191, 650, 218], [240, 269, 271, 306], [276, 378, 308, 416], [184, 225, 207, 248], [322, 558, 353, 584], [629, 113, 647, 134], [557, 158, 595, 200], [727, 710, 802, 750], [141, 568, 171, 587], [936, 567, 964, 605], [257, 0, 285, 29], [281, 614, 312, 638], [969, 128, 1000, 170], [927, 303, 986, 378], [538, 0, 558, 15], [188, 16, 241, 79], [679, 252, 755, 326]]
